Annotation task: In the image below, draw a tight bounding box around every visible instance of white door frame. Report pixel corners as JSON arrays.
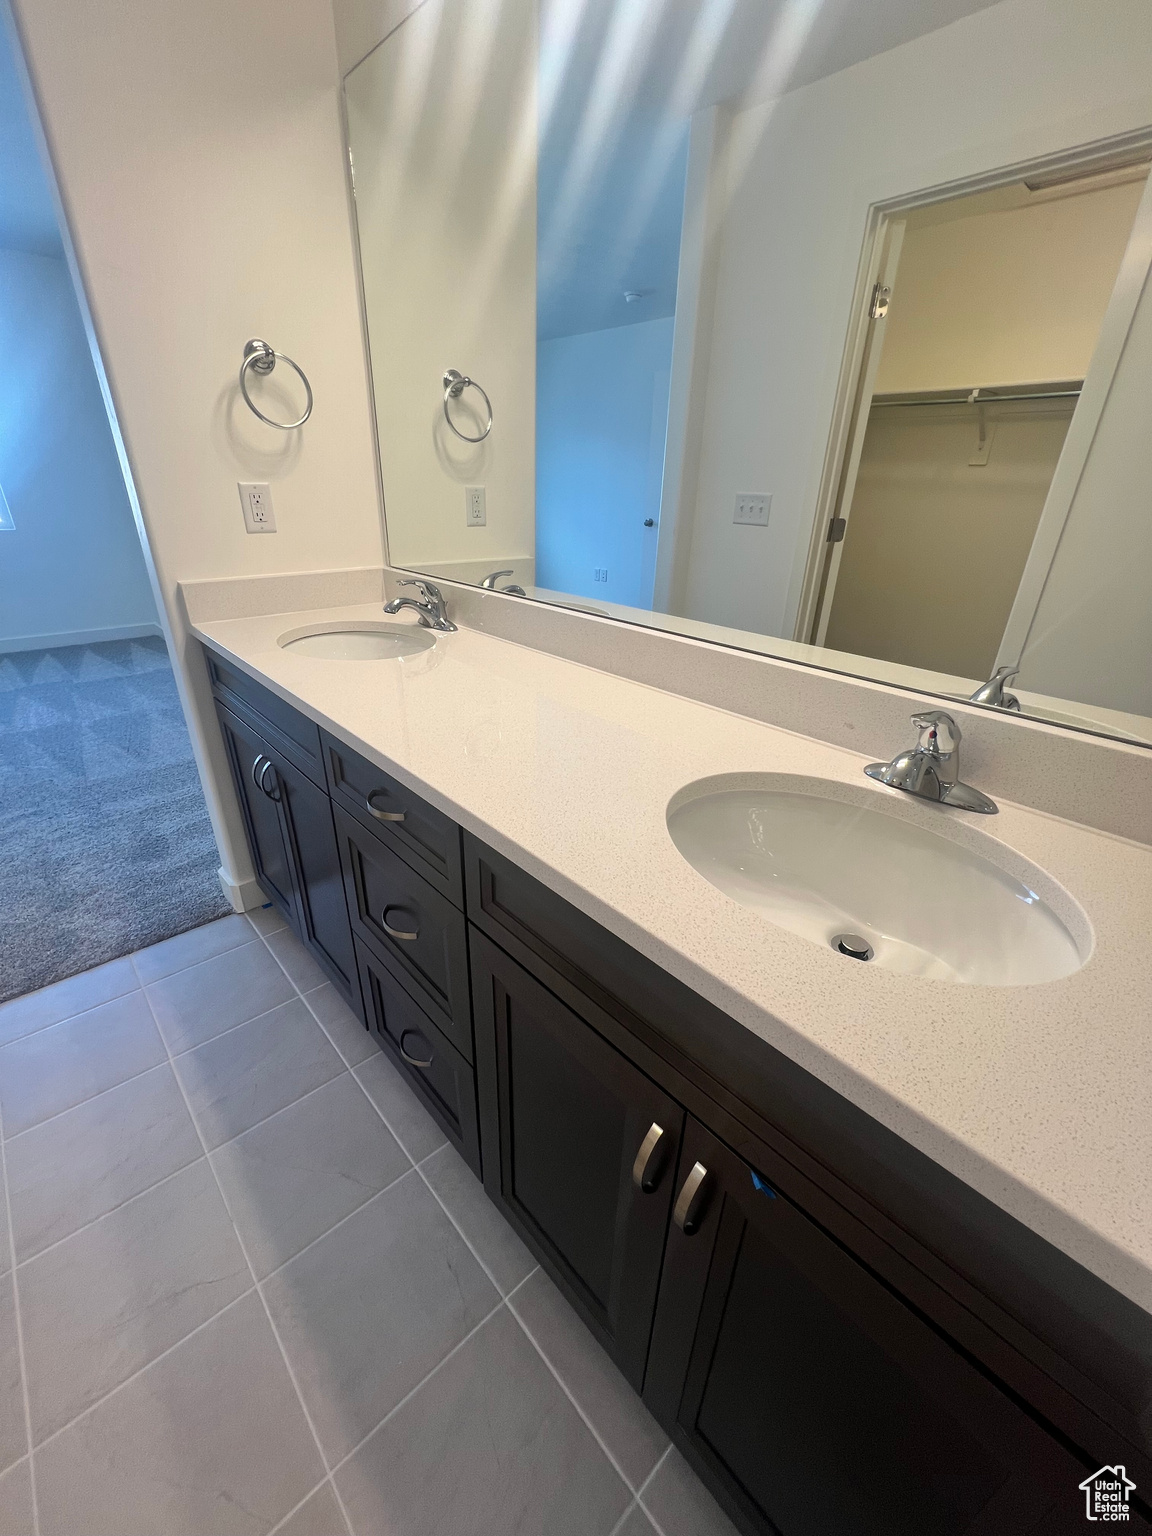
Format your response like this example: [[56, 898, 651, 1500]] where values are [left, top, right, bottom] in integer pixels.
[[793, 126, 1152, 650], [997, 163, 1152, 667], [810, 220, 904, 648]]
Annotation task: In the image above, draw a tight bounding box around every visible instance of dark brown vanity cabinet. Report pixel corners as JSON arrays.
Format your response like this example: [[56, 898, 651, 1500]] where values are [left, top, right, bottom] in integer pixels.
[[471, 929, 685, 1388], [645, 1118, 1090, 1536], [212, 695, 359, 1010]]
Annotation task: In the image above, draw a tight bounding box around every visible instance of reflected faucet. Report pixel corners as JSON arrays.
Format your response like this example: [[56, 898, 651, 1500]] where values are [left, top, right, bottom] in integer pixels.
[[383, 579, 457, 632], [480, 568, 526, 596], [969, 664, 1021, 711], [864, 710, 997, 814]]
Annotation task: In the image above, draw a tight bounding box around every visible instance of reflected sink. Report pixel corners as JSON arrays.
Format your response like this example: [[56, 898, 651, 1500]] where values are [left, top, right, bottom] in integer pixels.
[[667, 774, 1088, 985], [277, 621, 435, 660]]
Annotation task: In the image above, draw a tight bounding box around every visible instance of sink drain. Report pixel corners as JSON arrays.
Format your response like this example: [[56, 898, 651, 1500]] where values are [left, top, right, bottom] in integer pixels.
[[833, 933, 874, 961]]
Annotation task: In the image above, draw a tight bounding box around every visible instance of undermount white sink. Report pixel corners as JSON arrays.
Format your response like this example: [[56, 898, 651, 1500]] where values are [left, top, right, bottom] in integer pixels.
[[277, 621, 435, 660], [667, 774, 1089, 986]]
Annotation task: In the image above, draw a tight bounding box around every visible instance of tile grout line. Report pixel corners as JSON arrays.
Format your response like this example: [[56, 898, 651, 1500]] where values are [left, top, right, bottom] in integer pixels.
[[14, 1154, 205, 1271], [0, 979, 141, 1054], [506, 1287, 648, 1501], [30, 1286, 259, 1456], [0, 1093, 40, 1535], [607, 1499, 639, 1536], [264, 1472, 335, 1536], [136, 977, 358, 1536], [634, 1443, 674, 1536], [325, 1297, 509, 1484], [256, 1167, 418, 1285], [2, 1054, 171, 1144]]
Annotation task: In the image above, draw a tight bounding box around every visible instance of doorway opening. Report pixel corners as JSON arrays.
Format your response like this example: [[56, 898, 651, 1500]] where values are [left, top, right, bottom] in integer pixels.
[[0, 20, 229, 1003], [799, 145, 1151, 684]]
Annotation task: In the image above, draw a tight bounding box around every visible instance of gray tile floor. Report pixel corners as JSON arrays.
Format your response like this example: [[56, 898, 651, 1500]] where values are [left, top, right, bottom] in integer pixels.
[[0, 910, 738, 1536]]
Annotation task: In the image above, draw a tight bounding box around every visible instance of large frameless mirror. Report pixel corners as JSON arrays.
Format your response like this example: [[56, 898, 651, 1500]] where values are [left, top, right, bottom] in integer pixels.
[[344, 0, 1152, 748]]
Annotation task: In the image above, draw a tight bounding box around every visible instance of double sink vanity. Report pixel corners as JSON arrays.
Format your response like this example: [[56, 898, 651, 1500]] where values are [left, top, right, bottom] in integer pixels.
[[190, 592, 1151, 1536]]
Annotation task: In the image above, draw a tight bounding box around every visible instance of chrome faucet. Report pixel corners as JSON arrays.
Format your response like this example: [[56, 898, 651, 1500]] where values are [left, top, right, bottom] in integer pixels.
[[864, 710, 997, 813], [383, 579, 457, 632], [969, 664, 1021, 711], [479, 568, 526, 596]]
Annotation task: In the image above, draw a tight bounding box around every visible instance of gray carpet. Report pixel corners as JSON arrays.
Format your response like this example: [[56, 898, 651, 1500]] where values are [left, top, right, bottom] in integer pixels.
[[0, 636, 231, 1003]]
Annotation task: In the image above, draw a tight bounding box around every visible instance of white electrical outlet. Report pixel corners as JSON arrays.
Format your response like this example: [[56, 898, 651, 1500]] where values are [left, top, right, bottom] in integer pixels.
[[239, 482, 276, 534], [733, 492, 771, 526], [593, 567, 609, 583], [466, 486, 487, 527]]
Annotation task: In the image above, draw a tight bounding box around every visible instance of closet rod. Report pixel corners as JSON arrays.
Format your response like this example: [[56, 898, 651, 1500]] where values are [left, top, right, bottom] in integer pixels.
[[873, 384, 1082, 408]]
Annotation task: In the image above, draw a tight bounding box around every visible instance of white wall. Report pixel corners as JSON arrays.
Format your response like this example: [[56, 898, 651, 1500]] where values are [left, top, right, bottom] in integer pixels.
[[875, 176, 1146, 393], [12, 0, 384, 902], [0, 247, 158, 650], [344, 0, 537, 575], [673, 0, 1152, 646], [536, 317, 671, 608]]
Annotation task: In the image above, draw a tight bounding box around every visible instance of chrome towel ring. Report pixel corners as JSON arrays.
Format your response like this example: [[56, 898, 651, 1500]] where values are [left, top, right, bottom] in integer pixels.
[[239, 338, 314, 430], [442, 368, 492, 443]]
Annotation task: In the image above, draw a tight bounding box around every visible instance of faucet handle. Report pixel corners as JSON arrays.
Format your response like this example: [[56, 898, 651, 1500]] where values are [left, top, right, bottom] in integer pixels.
[[969, 664, 1021, 710], [911, 710, 961, 757]]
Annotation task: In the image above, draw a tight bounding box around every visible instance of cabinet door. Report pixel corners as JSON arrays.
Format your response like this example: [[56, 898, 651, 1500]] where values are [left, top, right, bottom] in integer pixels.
[[471, 929, 684, 1389], [273, 754, 360, 1008], [646, 1117, 1095, 1536], [215, 702, 296, 923]]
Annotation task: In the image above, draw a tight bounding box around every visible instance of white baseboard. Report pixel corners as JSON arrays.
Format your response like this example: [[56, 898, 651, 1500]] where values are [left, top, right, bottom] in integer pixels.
[[0, 622, 164, 655], [217, 867, 267, 914]]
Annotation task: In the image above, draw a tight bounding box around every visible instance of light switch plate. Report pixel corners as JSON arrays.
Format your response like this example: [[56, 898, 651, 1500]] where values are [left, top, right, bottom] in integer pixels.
[[734, 492, 771, 526], [466, 486, 486, 526], [239, 482, 275, 533]]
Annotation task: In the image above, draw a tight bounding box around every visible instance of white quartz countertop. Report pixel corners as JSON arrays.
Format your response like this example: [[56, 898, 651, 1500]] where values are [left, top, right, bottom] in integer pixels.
[[190, 601, 1152, 1312]]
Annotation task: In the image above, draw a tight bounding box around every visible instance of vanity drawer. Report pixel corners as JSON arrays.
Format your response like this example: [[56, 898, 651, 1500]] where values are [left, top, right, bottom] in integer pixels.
[[356, 939, 480, 1176], [322, 729, 463, 906], [335, 806, 472, 1058], [205, 647, 325, 788]]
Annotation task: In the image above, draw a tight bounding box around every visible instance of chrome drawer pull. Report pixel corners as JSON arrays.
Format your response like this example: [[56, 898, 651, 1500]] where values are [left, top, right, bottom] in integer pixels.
[[399, 1030, 434, 1068], [632, 1122, 667, 1192], [250, 753, 267, 790], [366, 791, 406, 823], [673, 1162, 710, 1235], [381, 906, 419, 942]]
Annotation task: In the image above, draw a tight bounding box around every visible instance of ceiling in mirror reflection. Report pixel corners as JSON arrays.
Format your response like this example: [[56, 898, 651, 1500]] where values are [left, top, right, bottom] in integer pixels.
[[345, 0, 1152, 748]]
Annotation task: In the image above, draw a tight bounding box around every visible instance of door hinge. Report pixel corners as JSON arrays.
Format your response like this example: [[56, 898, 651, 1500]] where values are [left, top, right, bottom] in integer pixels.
[[827, 517, 847, 544], [869, 283, 890, 320]]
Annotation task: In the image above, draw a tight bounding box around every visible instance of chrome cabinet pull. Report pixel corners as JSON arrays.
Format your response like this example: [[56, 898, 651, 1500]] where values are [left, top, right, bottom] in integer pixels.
[[632, 1122, 667, 1193], [258, 758, 280, 800], [673, 1162, 711, 1234], [399, 1029, 434, 1068], [250, 753, 267, 791], [366, 791, 406, 823], [381, 906, 419, 942]]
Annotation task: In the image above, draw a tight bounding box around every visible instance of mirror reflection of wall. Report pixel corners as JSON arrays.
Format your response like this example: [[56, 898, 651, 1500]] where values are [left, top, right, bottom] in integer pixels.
[[344, 0, 1152, 746]]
